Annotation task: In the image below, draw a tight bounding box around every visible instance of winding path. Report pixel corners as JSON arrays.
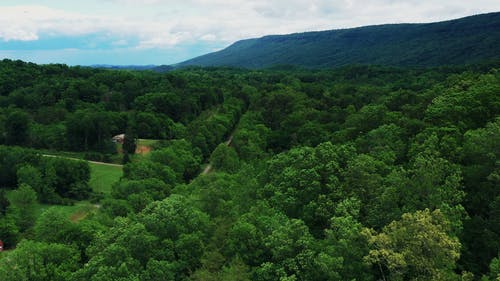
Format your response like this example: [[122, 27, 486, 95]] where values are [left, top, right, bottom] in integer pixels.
[[201, 134, 234, 176]]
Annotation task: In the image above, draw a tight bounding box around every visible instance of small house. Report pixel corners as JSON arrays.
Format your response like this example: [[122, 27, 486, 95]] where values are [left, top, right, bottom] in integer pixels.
[[112, 134, 125, 144]]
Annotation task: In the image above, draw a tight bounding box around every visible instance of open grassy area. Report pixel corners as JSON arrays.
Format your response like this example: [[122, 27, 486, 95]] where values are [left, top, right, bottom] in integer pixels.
[[137, 139, 160, 147], [88, 162, 122, 194], [34, 201, 98, 222]]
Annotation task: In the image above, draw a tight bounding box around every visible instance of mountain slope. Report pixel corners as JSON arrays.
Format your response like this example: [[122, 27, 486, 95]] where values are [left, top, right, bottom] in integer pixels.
[[177, 12, 500, 68]]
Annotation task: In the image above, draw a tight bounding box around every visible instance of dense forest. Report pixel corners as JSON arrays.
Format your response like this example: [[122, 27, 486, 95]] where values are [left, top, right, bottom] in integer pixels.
[[0, 58, 499, 280], [178, 12, 500, 69]]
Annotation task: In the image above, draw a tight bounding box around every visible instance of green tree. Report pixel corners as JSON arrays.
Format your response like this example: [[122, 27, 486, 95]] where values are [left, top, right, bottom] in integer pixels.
[[460, 119, 500, 274], [34, 207, 75, 244], [138, 194, 211, 242], [342, 153, 390, 227], [17, 164, 43, 198], [141, 259, 176, 281], [0, 240, 80, 281], [258, 142, 343, 235], [363, 209, 461, 281], [123, 127, 137, 155], [356, 123, 407, 163], [219, 257, 252, 281], [150, 139, 202, 181], [5, 110, 30, 145], [74, 218, 157, 280], [210, 144, 240, 173], [7, 184, 37, 231], [0, 215, 19, 248], [319, 199, 372, 280], [123, 160, 177, 184], [483, 257, 500, 281]]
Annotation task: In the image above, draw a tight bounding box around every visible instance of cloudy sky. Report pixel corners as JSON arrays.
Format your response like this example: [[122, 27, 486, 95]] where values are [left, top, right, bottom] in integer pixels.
[[0, 0, 498, 65]]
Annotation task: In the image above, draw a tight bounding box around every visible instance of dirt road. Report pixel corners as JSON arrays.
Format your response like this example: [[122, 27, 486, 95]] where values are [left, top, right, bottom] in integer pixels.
[[201, 134, 234, 175]]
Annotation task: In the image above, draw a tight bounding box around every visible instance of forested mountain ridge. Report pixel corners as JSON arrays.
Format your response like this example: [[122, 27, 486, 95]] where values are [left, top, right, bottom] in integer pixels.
[[178, 12, 500, 68], [0, 59, 499, 280]]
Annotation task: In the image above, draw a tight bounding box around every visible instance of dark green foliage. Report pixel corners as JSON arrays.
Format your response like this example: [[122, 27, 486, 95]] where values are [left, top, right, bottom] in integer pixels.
[[210, 144, 240, 173], [5, 110, 30, 145], [0, 58, 499, 281], [17, 164, 44, 197], [0, 190, 8, 214], [123, 160, 177, 184], [138, 194, 211, 242], [460, 118, 500, 274], [150, 139, 202, 181], [232, 112, 270, 161], [188, 97, 246, 159], [111, 179, 171, 213], [0, 146, 91, 203], [179, 12, 500, 69], [258, 142, 343, 236], [122, 129, 137, 155], [40, 157, 91, 200], [0, 215, 19, 248], [0, 146, 40, 187], [7, 184, 37, 232], [34, 207, 74, 243], [65, 109, 122, 152], [74, 196, 211, 280], [0, 240, 81, 281]]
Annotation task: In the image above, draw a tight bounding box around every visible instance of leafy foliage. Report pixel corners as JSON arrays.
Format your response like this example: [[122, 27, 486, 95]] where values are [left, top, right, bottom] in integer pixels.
[[0, 59, 499, 280]]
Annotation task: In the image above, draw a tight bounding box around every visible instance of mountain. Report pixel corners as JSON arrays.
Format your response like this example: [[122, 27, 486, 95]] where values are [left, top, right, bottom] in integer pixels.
[[91, 64, 173, 72], [177, 12, 500, 69], [91, 64, 157, 70]]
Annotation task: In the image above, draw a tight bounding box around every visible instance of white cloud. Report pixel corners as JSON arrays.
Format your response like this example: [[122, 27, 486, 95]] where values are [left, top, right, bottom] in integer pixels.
[[0, 28, 38, 41], [200, 34, 216, 41], [0, 1, 498, 49], [112, 39, 128, 46]]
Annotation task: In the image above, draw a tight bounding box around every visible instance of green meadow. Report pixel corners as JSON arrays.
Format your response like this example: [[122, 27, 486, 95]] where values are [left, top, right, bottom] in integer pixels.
[[88, 162, 123, 195]]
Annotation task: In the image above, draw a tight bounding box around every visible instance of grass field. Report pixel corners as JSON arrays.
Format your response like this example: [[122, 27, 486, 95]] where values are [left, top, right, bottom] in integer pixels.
[[34, 201, 98, 222], [26, 162, 121, 232], [88, 162, 123, 194], [32, 161, 121, 222], [137, 139, 160, 147]]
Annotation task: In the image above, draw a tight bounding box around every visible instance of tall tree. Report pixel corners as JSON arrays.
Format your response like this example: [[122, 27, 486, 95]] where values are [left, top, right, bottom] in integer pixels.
[[7, 184, 37, 231], [123, 126, 137, 155], [0, 240, 80, 281], [363, 209, 461, 281], [5, 110, 30, 145]]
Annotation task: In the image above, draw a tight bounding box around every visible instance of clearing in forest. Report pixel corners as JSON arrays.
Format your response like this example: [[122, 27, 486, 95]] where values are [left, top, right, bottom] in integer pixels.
[[89, 162, 123, 194]]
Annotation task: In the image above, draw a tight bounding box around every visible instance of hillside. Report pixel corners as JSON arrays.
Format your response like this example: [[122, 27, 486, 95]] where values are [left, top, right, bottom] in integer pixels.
[[177, 12, 500, 68]]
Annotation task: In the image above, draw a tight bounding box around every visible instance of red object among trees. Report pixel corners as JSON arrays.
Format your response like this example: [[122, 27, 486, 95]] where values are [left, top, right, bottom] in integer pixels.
[[0, 240, 3, 251]]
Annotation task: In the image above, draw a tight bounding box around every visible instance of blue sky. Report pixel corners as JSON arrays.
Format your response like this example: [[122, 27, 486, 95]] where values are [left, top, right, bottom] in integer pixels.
[[0, 0, 499, 65]]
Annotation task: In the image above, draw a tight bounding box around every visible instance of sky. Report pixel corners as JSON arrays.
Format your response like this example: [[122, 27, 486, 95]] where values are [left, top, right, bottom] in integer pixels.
[[0, 0, 499, 65]]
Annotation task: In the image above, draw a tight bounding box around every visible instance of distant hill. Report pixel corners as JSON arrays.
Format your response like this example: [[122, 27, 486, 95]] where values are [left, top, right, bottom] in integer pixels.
[[177, 12, 500, 69], [92, 64, 173, 72]]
